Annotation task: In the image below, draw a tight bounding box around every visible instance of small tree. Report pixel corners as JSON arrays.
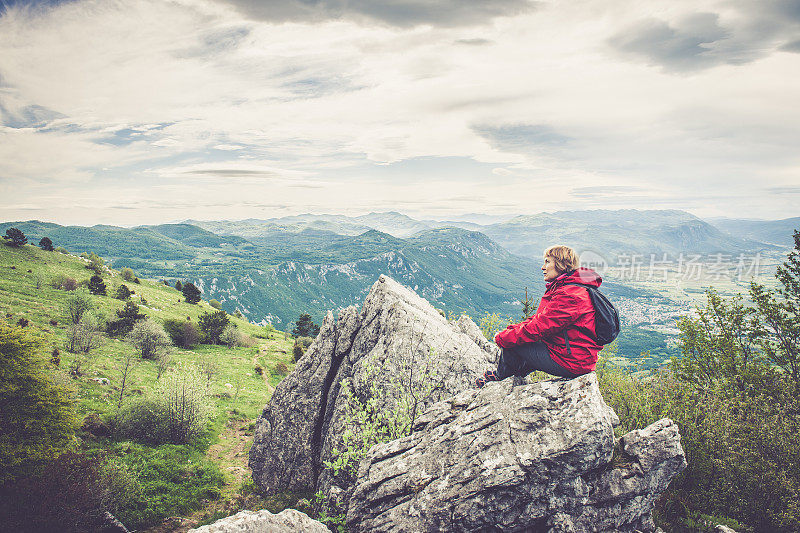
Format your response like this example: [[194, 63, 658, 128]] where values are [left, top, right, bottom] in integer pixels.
[[38, 237, 54, 251], [85, 252, 104, 275], [120, 267, 135, 282], [87, 275, 106, 296], [64, 290, 93, 325], [519, 287, 537, 320], [156, 352, 171, 380], [114, 284, 132, 300], [128, 319, 171, 360], [3, 227, 27, 247], [113, 363, 211, 445], [209, 299, 222, 310], [106, 301, 146, 337], [174, 280, 182, 292], [117, 351, 138, 408], [65, 313, 103, 356], [182, 282, 201, 304], [219, 324, 243, 348], [198, 310, 229, 345], [292, 313, 320, 338]]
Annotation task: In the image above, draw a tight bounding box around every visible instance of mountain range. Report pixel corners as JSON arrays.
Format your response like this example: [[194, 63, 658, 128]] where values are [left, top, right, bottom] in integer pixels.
[[3, 209, 795, 364]]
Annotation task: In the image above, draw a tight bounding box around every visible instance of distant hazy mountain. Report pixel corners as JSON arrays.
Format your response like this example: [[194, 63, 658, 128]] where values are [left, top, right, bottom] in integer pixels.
[[185, 217, 371, 238], [188, 212, 432, 239], [475, 209, 774, 260], [708, 217, 800, 247]]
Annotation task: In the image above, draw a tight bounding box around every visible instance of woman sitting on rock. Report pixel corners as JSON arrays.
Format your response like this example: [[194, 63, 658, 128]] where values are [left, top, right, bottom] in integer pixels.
[[476, 245, 603, 387]]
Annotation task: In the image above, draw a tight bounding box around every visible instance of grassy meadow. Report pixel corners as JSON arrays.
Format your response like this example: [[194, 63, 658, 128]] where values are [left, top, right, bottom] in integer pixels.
[[0, 242, 297, 530]]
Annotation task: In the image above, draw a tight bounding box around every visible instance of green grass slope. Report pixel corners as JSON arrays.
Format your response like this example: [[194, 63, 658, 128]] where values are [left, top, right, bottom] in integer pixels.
[[0, 243, 295, 530]]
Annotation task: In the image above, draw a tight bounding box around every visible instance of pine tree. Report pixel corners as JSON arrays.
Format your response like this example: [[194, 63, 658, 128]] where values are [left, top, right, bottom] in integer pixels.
[[87, 275, 107, 296], [38, 237, 54, 251], [292, 313, 320, 338], [182, 282, 201, 304], [3, 228, 27, 247], [106, 301, 146, 337]]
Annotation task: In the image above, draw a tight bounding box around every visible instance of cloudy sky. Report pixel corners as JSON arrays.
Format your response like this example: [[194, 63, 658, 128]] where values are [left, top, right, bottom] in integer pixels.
[[0, 0, 798, 226]]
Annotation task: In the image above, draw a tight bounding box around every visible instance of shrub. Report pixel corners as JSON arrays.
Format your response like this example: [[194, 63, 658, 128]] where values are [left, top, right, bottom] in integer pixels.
[[52, 274, 78, 291], [297, 336, 314, 349], [85, 252, 104, 275], [209, 299, 222, 310], [114, 284, 132, 300], [54, 246, 68, 254], [293, 342, 304, 362], [219, 324, 244, 348], [106, 301, 145, 337], [0, 323, 75, 486], [38, 237, 54, 251], [0, 451, 138, 533], [254, 365, 263, 375], [274, 362, 288, 375], [162, 319, 200, 349], [87, 275, 106, 296], [120, 267, 135, 282], [65, 313, 103, 355], [174, 280, 182, 291], [322, 348, 443, 487], [3, 227, 27, 247], [182, 282, 201, 304], [113, 364, 211, 445], [16, 318, 29, 328], [128, 319, 171, 359], [198, 310, 229, 345], [64, 289, 93, 324], [50, 348, 60, 367]]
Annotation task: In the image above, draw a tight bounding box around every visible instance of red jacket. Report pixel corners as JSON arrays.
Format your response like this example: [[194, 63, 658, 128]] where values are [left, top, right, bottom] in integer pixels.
[[494, 268, 603, 374]]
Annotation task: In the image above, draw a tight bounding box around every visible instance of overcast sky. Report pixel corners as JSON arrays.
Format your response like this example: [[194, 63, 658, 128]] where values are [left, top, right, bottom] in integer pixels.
[[0, 0, 798, 226]]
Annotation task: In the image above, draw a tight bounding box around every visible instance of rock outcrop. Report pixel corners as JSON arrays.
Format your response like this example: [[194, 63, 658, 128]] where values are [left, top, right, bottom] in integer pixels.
[[188, 509, 327, 532], [249, 275, 495, 496], [248, 275, 686, 532], [347, 374, 685, 532]]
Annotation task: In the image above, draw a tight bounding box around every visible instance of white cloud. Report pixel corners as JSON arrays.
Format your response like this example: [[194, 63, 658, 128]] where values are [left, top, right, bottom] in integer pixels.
[[0, 0, 797, 224]]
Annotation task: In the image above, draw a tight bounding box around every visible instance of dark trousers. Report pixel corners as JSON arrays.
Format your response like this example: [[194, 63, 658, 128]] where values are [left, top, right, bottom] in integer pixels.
[[496, 341, 580, 380]]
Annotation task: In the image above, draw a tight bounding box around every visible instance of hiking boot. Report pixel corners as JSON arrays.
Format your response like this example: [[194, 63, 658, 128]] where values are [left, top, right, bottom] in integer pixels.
[[475, 370, 499, 388]]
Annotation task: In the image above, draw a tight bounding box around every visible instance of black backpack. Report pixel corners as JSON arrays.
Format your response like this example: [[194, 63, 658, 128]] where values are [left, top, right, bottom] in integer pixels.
[[563, 283, 620, 345]]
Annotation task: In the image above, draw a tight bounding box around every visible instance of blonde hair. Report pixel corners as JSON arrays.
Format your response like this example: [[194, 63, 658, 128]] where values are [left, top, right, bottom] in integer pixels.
[[544, 245, 579, 274]]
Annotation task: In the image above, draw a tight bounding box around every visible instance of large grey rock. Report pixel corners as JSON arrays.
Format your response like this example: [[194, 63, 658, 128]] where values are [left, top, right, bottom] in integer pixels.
[[346, 374, 686, 533], [188, 509, 327, 532], [249, 275, 495, 495]]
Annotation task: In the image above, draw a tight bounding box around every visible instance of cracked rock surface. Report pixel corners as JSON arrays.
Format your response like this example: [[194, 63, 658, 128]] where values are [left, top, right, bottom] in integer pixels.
[[248, 275, 495, 495], [346, 374, 685, 533]]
